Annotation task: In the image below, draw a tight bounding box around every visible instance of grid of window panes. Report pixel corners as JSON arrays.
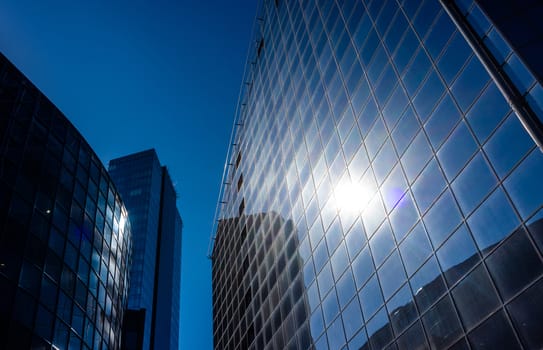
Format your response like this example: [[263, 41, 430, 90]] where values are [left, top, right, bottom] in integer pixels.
[[213, 0, 543, 349], [0, 54, 132, 350]]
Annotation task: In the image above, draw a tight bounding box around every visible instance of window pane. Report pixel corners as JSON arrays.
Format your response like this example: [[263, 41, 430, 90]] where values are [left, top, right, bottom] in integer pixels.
[[400, 222, 432, 276], [504, 149, 543, 219], [401, 130, 432, 183], [378, 250, 406, 300], [424, 94, 462, 148], [370, 221, 395, 267], [451, 265, 500, 329], [466, 82, 510, 142], [437, 121, 477, 181], [390, 193, 419, 242], [342, 297, 363, 340], [422, 295, 463, 349], [359, 275, 384, 320], [507, 279, 543, 349], [437, 225, 480, 286], [452, 152, 497, 215], [410, 256, 446, 312], [412, 159, 446, 213], [484, 113, 534, 178], [467, 187, 520, 253], [413, 71, 445, 122], [451, 56, 490, 112], [468, 310, 521, 350], [436, 32, 472, 84], [486, 228, 543, 300], [423, 190, 463, 247], [387, 284, 418, 335], [397, 321, 428, 350], [352, 245, 374, 290]]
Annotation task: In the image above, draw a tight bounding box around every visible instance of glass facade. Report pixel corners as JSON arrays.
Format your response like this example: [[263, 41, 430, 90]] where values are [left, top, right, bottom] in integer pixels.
[[108, 150, 182, 350], [0, 52, 132, 350], [211, 1, 543, 349]]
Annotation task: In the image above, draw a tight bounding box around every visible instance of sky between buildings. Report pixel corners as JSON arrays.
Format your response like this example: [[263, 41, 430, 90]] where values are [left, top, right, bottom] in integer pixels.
[[0, 1, 257, 348]]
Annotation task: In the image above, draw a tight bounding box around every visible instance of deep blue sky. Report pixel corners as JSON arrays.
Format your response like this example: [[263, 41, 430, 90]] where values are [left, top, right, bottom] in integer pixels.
[[0, 1, 256, 348]]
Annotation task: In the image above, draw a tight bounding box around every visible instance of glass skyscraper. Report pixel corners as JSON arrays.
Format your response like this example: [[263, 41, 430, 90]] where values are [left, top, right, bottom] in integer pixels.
[[211, 0, 543, 349], [0, 52, 132, 350], [108, 150, 182, 350]]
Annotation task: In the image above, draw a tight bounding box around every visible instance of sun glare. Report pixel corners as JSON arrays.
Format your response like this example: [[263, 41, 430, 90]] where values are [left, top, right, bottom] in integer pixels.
[[334, 181, 371, 214]]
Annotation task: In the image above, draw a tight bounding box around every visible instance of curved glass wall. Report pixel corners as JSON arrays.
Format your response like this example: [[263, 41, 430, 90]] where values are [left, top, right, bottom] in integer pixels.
[[212, 0, 543, 349], [0, 53, 131, 350]]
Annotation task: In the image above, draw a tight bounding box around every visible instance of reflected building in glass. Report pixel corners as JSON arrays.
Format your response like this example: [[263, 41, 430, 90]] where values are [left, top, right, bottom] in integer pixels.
[[108, 150, 182, 350], [0, 52, 132, 350], [211, 0, 543, 349]]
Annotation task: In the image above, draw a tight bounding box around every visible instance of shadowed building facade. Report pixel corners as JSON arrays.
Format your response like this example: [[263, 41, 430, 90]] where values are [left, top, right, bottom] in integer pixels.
[[211, 0, 543, 349], [0, 52, 132, 350], [108, 150, 182, 350]]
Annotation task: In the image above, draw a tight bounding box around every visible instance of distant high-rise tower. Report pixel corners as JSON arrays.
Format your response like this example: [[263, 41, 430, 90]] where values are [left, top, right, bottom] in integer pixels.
[[0, 52, 132, 350], [109, 150, 182, 350], [211, 0, 543, 349]]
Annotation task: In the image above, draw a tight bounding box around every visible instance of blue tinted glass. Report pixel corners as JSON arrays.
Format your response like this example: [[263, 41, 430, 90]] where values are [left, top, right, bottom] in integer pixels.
[[378, 250, 406, 300], [365, 117, 387, 160], [331, 242, 349, 280], [423, 190, 463, 247], [400, 222, 432, 276], [424, 11, 455, 60], [452, 56, 490, 112], [486, 228, 543, 300], [381, 164, 408, 212], [383, 84, 409, 130], [468, 310, 522, 350], [352, 246, 374, 289], [359, 275, 384, 320], [343, 297, 364, 340], [484, 114, 534, 178], [323, 289, 340, 326], [422, 295, 463, 349], [504, 149, 543, 219], [412, 0, 441, 38], [384, 10, 408, 54], [393, 28, 418, 74], [387, 284, 418, 335], [412, 159, 446, 213], [436, 225, 479, 285], [313, 238, 329, 273], [436, 32, 471, 84], [337, 269, 356, 309], [424, 94, 462, 148], [327, 314, 347, 349], [451, 152, 497, 215], [373, 140, 397, 183], [466, 82, 510, 142], [505, 53, 535, 94], [410, 256, 446, 312], [437, 121, 477, 181], [403, 48, 431, 96], [345, 220, 366, 259], [370, 221, 395, 267], [367, 307, 393, 349], [401, 130, 432, 182], [467, 187, 520, 253], [374, 65, 397, 107], [390, 193, 419, 242], [484, 28, 511, 65], [451, 265, 500, 330], [413, 71, 445, 122], [310, 306, 325, 339], [317, 263, 334, 297], [507, 279, 543, 348], [391, 107, 420, 155]]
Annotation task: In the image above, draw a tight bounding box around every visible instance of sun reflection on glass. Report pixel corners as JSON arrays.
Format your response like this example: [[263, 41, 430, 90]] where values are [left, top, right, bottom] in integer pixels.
[[334, 180, 372, 214]]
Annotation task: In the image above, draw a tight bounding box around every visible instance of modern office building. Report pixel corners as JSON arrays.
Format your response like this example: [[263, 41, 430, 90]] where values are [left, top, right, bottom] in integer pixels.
[[108, 150, 182, 350], [211, 0, 543, 349], [0, 52, 132, 350]]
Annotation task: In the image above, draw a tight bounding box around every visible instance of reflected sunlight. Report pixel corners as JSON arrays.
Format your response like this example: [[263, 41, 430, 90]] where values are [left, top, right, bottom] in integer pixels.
[[334, 180, 372, 215]]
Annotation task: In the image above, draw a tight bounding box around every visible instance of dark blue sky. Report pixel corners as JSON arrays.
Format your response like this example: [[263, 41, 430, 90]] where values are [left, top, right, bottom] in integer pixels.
[[0, 1, 256, 348]]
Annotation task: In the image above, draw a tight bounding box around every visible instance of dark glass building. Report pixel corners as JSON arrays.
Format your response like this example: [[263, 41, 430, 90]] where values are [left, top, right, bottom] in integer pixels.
[[211, 0, 543, 349], [0, 52, 132, 350], [108, 150, 182, 350]]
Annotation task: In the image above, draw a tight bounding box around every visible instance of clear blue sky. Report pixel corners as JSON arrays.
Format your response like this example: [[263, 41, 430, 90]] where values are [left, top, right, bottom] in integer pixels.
[[0, 1, 256, 348]]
